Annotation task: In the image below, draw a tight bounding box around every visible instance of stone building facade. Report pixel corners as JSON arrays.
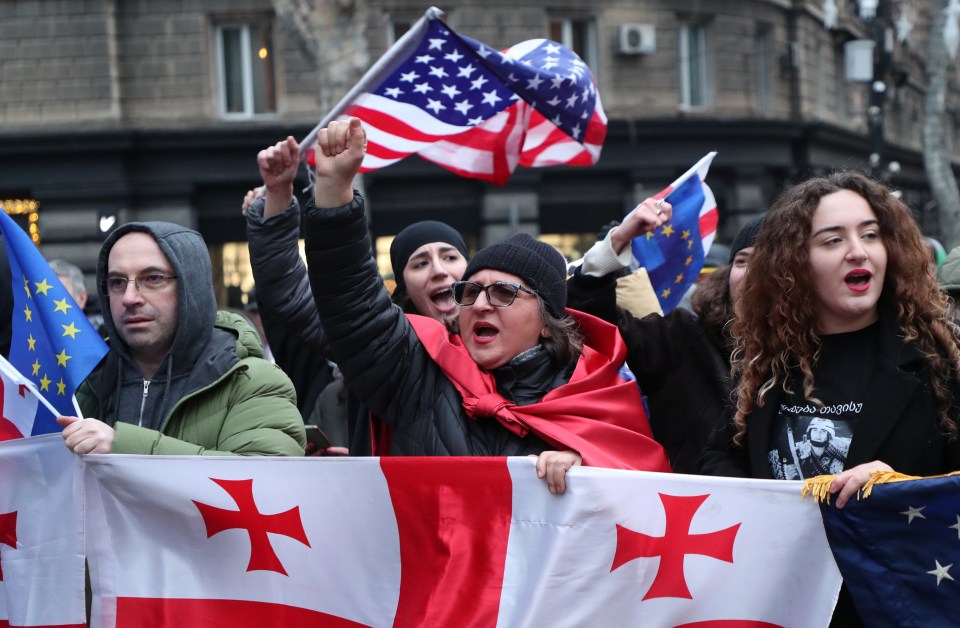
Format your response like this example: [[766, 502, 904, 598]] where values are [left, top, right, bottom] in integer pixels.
[[0, 0, 956, 302]]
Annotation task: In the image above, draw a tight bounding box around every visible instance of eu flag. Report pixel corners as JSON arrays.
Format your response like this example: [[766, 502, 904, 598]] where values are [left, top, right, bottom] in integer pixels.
[[0, 210, 108, 433], [630, 152, 718, 313], [819, 473, 960, 626]]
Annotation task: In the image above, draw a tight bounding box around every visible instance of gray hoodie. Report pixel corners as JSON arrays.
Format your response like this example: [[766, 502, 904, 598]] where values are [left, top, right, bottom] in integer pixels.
[[95, 221, 234, 430]]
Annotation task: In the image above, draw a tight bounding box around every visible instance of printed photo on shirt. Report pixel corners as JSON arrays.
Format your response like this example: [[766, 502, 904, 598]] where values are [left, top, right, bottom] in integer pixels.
[[768, 414, 853, 480]]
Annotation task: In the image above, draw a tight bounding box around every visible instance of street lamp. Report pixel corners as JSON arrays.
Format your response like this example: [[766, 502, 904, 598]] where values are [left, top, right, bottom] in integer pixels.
[[842, 1, 894, 179]]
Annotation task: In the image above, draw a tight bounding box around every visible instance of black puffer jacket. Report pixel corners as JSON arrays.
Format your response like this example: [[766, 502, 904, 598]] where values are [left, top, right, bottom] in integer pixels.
[[246, 196, 334, 418], [567, 269, 732, 474], [303, 192, 556, 456]]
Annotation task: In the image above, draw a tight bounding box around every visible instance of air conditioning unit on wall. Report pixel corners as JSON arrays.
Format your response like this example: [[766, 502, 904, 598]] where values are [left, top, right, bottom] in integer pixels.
[[619, 24, 656, 55]]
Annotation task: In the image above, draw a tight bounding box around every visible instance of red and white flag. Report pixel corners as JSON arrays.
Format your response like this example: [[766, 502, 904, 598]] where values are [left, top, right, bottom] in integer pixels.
[[84, 456, 841, 627], [0, 359, 41, 442], [0, 435, 85, 628]]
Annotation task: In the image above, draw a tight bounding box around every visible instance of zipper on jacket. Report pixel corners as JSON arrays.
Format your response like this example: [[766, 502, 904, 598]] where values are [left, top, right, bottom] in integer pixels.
[[138, 380, 150, 427]]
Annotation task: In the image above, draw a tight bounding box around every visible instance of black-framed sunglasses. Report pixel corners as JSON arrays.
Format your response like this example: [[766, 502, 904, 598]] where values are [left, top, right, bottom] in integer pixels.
[[451, 280, 538, 307]]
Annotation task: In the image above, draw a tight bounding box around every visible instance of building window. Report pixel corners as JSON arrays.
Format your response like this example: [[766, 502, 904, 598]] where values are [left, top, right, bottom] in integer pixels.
[[815, 42, 827, 119], [216, 22, 276, 118], [834, 45, 848, 122], [549, 17, 598, 73], [678, 23, 709, 109], [388, 17, 415, 46], [754, 25, 773, 114]]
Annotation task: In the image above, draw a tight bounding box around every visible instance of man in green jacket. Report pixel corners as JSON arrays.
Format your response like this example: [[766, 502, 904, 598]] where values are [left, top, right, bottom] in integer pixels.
[[56, 221, 305, 456]]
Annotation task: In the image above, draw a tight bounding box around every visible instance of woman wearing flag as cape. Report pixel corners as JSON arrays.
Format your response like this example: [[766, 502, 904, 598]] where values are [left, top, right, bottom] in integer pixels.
[[302, 118, 670, 493]]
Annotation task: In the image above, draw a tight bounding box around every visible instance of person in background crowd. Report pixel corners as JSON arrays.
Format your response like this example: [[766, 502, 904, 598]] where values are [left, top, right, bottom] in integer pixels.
[[699, 172, 960, 626], [566, 213, 765, 473], [57, 221, 305, 456], [301, 117, 670, 494], [49, 258, 108, 337], [937, 244, 960, 320], [247, 136, 470, 455], [49, 258, 87, 310], [240, 288, 273, 363]]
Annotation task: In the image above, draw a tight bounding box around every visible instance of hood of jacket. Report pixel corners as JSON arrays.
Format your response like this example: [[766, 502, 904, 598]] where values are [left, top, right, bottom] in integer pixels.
[[939, 246, 960, 293], [97, 221, 217, 376], [84, 310, 263, 428]]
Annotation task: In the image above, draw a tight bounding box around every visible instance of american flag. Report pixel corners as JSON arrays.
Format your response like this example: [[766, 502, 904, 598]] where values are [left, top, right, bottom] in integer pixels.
[[629, 153, 718, 313], [817, 472, 960, 626], [301, 6, 607, 186]]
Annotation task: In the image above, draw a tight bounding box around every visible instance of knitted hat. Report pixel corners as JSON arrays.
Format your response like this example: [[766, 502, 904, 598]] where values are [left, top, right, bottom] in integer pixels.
[[463, 233, 567, 317], [390, 221, 468, 292], [938, 245, 960, 293], [729, 215, 766, 263]]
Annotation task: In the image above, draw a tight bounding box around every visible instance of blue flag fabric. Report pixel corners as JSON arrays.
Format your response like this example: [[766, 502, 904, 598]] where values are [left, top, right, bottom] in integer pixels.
[[629, 152, 717, 313], [819, 474, 960, 627], [0, 210, 108, 433]]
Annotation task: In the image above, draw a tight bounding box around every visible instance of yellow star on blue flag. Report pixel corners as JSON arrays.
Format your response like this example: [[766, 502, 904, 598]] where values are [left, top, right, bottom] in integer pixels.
[[629, 153, 718, 313], [0, 209, 109, 435]]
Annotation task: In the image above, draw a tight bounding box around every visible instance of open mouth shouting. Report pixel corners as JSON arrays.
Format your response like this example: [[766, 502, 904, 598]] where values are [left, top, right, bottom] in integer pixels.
[[472, 321, 499, 344], [431, 286, 455, 308], [844, 268, 872, 292]]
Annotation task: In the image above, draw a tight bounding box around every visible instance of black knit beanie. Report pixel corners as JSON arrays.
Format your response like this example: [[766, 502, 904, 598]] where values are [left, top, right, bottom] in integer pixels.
[[390, 221, 468, 291], [463, 233, 567, 318], [729, 215, 766, 263]]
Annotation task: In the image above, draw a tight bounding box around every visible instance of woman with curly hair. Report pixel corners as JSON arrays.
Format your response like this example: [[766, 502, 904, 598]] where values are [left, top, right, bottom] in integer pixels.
[[700, 172, 960, 505], [566, 210, 764, 474]]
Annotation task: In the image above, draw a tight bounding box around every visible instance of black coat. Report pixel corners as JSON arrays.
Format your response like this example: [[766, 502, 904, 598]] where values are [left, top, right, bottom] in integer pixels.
[[698, 310, 960, 478], [245, 197, 334, 419], [567, 270, 732, 474], [303, 193, 554, 457]]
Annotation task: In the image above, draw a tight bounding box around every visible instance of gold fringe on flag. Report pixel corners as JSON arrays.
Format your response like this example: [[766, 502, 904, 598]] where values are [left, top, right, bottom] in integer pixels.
[[802, 469, 960, 504]]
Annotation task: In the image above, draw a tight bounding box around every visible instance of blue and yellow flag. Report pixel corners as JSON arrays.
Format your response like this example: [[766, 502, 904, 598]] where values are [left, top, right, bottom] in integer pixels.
[[0, 210, 108, 433], [630, 152, 718, 313]]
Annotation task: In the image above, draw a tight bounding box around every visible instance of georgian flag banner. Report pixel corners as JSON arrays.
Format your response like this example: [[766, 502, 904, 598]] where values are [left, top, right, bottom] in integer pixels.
[[83, 456, 841, 627], [0, 435, 85, 628]]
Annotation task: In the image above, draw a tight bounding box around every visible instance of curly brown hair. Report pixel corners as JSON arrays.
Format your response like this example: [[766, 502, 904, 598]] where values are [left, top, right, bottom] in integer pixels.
[[731, 171, 960, 444]]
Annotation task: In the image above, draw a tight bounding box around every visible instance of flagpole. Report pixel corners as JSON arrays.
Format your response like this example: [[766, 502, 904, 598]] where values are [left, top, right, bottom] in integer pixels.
[[71, 395, 84, 419], [0, 354, 62, 417]]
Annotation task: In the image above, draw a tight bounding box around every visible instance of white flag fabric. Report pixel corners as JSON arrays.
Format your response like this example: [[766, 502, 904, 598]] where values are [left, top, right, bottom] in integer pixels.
[[0, 360, 41, 441], [84, 455, 841, 627], [0, 435, 85, 628]]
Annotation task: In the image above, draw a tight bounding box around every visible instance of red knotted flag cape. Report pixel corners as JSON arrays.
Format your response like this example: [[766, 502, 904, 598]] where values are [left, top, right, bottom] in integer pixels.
[[408, 309, 671, 472]]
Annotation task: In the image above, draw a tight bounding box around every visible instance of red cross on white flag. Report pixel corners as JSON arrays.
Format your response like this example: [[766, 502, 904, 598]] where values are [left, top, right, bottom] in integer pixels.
[[83, 456, 842, 627], [0, 435, 85, 628], [0, 361, 40, 441]]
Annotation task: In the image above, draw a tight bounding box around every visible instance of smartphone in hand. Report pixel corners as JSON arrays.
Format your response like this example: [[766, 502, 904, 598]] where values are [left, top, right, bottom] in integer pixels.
[[304, 425, 334, 454]]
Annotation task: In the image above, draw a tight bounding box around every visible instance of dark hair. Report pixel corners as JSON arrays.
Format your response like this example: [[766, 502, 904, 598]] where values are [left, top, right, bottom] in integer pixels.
[[538, 298, 583, 366], [731, 171, 960, 444], [390, 285, 417, 314], [690, 265, 735, 353]]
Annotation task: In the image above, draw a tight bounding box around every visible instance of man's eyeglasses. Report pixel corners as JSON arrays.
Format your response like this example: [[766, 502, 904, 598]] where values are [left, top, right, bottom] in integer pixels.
[[451, 280, 538, 307], [102, 274, 177, 296]]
